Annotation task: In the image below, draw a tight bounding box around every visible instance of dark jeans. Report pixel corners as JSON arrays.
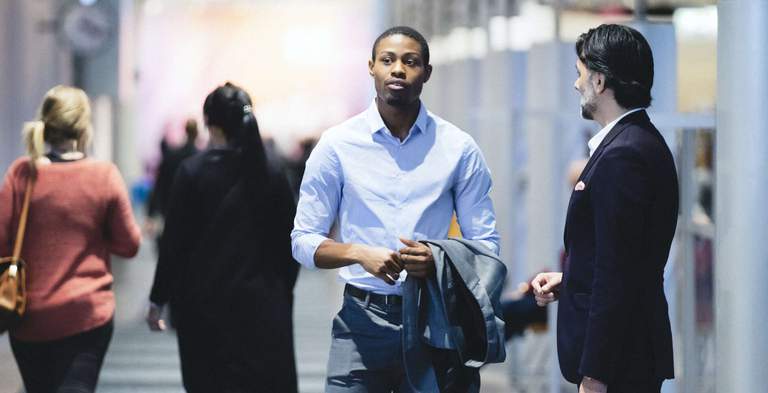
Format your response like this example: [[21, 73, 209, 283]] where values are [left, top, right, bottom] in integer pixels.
[[10, 320, 113, 393]]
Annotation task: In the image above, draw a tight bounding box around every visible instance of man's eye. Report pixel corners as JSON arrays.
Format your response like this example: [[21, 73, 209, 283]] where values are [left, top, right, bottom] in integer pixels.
[[381, 57, 392, 64], [406, 59, 416, 66]]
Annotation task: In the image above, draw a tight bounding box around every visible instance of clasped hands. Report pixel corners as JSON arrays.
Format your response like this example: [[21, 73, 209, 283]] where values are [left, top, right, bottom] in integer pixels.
[[358, 238, 435, 284]]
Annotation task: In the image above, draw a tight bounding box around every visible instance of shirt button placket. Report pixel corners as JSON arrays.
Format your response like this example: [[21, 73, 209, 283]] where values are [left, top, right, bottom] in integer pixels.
[[395, 143, 405, 218]]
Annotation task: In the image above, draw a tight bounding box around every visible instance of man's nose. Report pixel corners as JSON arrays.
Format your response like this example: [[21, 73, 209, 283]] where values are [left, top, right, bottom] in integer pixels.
[[391, 61, 405, 77]]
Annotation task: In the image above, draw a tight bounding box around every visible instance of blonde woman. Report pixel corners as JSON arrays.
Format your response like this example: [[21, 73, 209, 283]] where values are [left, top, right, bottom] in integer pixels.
[[0, 85, 141, 392]]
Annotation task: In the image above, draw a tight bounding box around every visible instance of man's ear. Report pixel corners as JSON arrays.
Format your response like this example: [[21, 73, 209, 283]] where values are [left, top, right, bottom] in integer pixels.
[[368, 59, 375, 77], [423, 64, 433, 83], [593, 72, 606, 94]]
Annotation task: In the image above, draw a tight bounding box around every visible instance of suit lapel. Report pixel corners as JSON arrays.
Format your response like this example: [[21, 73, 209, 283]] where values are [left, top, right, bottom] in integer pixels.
[[579, 110, 650, 182], [563, 110, 650, 248]]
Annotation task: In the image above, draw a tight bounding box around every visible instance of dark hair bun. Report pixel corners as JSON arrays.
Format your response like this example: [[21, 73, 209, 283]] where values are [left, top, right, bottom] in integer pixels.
[[203, 82, 254, 142]]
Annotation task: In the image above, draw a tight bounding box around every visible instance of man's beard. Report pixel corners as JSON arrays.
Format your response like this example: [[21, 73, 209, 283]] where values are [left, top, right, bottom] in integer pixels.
[[580, 91, 597, 120], [381, 84, 421, 108], [580, 101, 596, 120], [384, 94, 409, 107]]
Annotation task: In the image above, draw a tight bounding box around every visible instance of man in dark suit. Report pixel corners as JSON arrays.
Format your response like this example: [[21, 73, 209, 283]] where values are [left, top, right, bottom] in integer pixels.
[[532, 24, 678, 393]]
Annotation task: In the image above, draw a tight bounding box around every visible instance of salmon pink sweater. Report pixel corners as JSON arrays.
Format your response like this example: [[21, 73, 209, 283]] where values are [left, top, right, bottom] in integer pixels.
[[0, 157, 141, 341]]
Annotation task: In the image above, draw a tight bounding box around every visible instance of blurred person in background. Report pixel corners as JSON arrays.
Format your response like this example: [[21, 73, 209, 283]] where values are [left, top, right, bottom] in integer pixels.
[[146, 82, 299, 393], [144, 118, 200, 247], [284, 136, 318, 199], [532, 24, 678, 393], [0, 85, 141, 393]]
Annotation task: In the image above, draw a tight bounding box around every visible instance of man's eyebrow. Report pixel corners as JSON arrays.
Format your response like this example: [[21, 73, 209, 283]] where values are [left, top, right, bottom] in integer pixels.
[[376, 50, 421, 57]]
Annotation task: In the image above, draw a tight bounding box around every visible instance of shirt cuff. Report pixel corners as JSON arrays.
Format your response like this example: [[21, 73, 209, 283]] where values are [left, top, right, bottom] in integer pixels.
[[292, 232, 330, 270]]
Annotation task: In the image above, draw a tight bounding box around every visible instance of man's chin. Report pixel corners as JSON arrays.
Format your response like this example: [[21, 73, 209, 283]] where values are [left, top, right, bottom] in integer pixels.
[[580, 107, 594, 120], [384, 96, 412, 108]]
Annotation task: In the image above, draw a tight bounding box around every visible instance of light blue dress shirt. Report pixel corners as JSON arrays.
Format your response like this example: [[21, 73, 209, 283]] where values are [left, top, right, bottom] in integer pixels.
[[291, 100, 499, 295]]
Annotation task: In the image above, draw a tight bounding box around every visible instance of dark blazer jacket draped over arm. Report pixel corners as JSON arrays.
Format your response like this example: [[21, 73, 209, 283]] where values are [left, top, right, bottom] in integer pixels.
[[402, 238, 507, 392]]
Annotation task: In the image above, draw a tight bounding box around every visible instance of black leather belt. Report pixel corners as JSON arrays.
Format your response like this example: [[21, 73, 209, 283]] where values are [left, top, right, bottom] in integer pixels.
[[344, 284, 402, 306]]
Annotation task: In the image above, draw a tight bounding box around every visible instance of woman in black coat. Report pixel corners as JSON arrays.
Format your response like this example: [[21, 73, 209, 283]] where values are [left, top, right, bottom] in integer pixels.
[[146, 83, 299, 393]]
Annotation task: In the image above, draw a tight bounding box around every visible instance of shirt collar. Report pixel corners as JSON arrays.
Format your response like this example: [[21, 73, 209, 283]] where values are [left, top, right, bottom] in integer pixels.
[[588, 108, 644, 156], [364, 99, 429, 138]]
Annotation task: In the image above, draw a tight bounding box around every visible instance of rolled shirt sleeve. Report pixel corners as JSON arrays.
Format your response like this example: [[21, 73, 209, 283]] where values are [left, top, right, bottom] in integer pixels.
[[291, 134, 343, 269], [453, 138, 500, 255]]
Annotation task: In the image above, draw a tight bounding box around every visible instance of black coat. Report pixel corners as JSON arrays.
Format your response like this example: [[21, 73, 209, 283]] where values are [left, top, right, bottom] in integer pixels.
[[149, 147, 299, 391], [558, 110, 678, 385]]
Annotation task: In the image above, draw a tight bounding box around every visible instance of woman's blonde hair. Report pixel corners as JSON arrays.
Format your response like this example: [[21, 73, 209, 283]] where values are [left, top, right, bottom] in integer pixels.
[[22, 85, 93, 174]]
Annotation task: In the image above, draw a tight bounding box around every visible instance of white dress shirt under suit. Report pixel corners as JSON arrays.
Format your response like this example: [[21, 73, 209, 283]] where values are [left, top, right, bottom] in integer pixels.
[[587, 107, 645, 157]]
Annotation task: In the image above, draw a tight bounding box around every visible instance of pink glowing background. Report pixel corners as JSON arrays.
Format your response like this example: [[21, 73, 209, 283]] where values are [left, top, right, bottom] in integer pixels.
[[137, 0, 379, 162]]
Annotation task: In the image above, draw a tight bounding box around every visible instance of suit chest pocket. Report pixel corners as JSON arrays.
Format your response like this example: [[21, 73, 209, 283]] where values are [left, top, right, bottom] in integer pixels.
[[566, 183, 592, 220]]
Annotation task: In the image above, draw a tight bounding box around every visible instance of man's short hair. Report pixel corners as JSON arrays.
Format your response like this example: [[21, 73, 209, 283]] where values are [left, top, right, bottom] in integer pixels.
[[576, 24, 654, 109], [372, 26, 430, 65]]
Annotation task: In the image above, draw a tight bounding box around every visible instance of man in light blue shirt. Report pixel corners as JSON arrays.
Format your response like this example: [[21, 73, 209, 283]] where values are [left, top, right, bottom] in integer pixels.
[[291, 26, 499, 392]]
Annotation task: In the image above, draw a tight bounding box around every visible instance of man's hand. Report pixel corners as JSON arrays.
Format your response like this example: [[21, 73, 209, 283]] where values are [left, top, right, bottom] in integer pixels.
[[355, 245, 404, 285], [146, 302, 167, 332], [579, 376, 607, 393], [399, 238, 435, 279], [531, 272, 563, 306]]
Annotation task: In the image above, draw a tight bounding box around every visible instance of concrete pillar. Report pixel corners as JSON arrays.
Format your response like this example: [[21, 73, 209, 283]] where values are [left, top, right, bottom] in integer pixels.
[[478, 47, 527, 285], [525, 40, 584, 393], [0, 0, 72, 173], [525, 41, 583, 279], [113, 0, 141, 182], [715, 1, 768, 392]]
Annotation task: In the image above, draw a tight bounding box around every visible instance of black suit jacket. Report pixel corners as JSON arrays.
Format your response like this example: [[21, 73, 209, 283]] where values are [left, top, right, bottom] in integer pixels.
[[557, 110, 678, 385]]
